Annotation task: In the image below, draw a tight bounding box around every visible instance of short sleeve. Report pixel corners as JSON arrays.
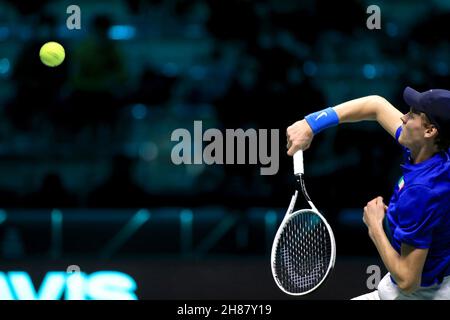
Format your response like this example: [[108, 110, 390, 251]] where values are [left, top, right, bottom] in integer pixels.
[[393, 185, 442, 248]]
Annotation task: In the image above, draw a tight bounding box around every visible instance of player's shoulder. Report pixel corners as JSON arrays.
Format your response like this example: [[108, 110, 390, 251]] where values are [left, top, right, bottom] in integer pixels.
[[398, 181, 444, 207], [396, 183, 447, 221], [401, 171, 450, 208], [430, 150, 450, 182], [408, 166, 449, 194], [400, 183, 435, 197]]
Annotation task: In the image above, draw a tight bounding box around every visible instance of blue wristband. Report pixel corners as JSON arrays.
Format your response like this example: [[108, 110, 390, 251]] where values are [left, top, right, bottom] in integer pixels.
[[304, 107, 339, 135]]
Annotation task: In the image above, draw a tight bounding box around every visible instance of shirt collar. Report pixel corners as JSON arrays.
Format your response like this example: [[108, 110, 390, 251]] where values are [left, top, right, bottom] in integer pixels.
[[401, 150, 448, 174]]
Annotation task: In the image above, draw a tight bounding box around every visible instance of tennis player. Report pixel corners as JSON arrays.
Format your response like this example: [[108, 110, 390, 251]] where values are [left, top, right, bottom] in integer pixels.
[[286, 87, 450, 299]]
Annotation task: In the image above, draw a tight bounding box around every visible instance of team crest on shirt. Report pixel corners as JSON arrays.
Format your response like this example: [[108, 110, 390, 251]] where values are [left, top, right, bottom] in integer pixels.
[[397, 176, 405, 191]]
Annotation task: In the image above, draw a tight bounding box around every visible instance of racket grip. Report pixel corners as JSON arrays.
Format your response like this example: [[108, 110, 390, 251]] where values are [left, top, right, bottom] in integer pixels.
[[293, 150, 304, 175]]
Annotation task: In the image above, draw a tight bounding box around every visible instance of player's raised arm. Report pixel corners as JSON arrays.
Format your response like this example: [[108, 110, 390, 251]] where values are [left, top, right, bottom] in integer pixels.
[[287, 95, 404, 156], [334, 95, 404, 138]]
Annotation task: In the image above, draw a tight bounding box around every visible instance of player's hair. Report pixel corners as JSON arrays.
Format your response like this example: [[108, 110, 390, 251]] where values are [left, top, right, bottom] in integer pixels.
[[421, 113, 450, 151]]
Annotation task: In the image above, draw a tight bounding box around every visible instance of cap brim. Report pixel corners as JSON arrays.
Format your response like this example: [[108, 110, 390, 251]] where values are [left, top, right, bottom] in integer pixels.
[[403, 86, 423, 110]]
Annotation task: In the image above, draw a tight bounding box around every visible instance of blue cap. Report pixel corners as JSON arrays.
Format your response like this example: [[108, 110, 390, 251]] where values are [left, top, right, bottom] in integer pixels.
[[403, 86, 450, 139]]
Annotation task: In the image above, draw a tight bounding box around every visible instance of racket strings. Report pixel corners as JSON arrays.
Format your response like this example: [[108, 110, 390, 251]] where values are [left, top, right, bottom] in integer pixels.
[[275, 211, 332, 294]]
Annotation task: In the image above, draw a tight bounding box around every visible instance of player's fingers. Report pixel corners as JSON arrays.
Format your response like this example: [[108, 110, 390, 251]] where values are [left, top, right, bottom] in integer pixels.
[[370, 197, 380, 206], [286, 140, 292, 150], [375, 196, 383, 207], [380, 200, 386, 210], [287, 144, 298, 156], [287, 140, 308, 156], [288, 142, 303, 155], [286, 125, 294, 138]]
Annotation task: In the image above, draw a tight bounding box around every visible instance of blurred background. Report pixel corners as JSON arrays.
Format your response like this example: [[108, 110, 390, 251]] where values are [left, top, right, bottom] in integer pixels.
[[0, 0, 449, 299]]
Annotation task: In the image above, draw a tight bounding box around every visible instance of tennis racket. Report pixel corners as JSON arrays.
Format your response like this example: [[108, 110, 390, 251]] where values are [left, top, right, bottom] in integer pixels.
[[271, 150, 336, 296]]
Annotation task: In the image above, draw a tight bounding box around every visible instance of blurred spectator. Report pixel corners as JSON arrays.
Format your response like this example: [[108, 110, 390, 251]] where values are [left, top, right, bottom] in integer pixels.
[[269, 0, 320, 46], [1, 227, 25, 259], [407, 12, 450, 89], [5, 13, 68, 133], [206, 0, 260, 44], [66, 14, 127, 139], [87, 155, 149, 208], [315, 0, 366, 35], [408, 11, 450, 46], [4, 0, 50, 16], [126, 0, 165, 14], [214, 51, 262, 129], [25, 173, 77, 208], [130, 66, 177, 107]]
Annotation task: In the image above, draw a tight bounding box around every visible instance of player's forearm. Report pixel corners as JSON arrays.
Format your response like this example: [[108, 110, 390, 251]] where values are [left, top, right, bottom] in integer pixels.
[[333, 95, 384, 123], [369, 225, 419, 294], [303, 95, 393, 136], [287, 95, 401, 154]]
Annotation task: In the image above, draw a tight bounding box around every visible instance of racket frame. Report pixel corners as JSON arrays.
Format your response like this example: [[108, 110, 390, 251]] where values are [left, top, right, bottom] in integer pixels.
[[270, 150, 336, 296]]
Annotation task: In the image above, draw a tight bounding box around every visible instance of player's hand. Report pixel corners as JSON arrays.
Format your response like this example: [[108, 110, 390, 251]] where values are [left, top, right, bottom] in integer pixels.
[[286, 119, 314, 156], [363, 196, 387, 236]]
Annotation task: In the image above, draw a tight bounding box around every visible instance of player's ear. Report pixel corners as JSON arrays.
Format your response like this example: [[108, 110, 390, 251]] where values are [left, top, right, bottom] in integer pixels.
[[422, 114, 438, 139], [424, 125, 438, 139]]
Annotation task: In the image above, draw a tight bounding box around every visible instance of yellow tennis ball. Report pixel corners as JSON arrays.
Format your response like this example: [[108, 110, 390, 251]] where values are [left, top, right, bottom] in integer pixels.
[[39, 41, 65, 67]]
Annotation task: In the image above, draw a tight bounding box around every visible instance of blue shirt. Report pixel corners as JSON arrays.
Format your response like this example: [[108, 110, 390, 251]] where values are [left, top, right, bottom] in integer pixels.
[[385, 126, 450, 287]]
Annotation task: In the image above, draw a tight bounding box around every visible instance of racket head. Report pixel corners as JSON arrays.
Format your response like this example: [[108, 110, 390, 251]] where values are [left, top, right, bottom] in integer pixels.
[[271, 208, 336, 296]]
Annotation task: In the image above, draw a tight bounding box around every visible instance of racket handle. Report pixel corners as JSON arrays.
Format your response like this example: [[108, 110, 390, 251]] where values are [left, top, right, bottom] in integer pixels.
[[293, 150, 304, 175]]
